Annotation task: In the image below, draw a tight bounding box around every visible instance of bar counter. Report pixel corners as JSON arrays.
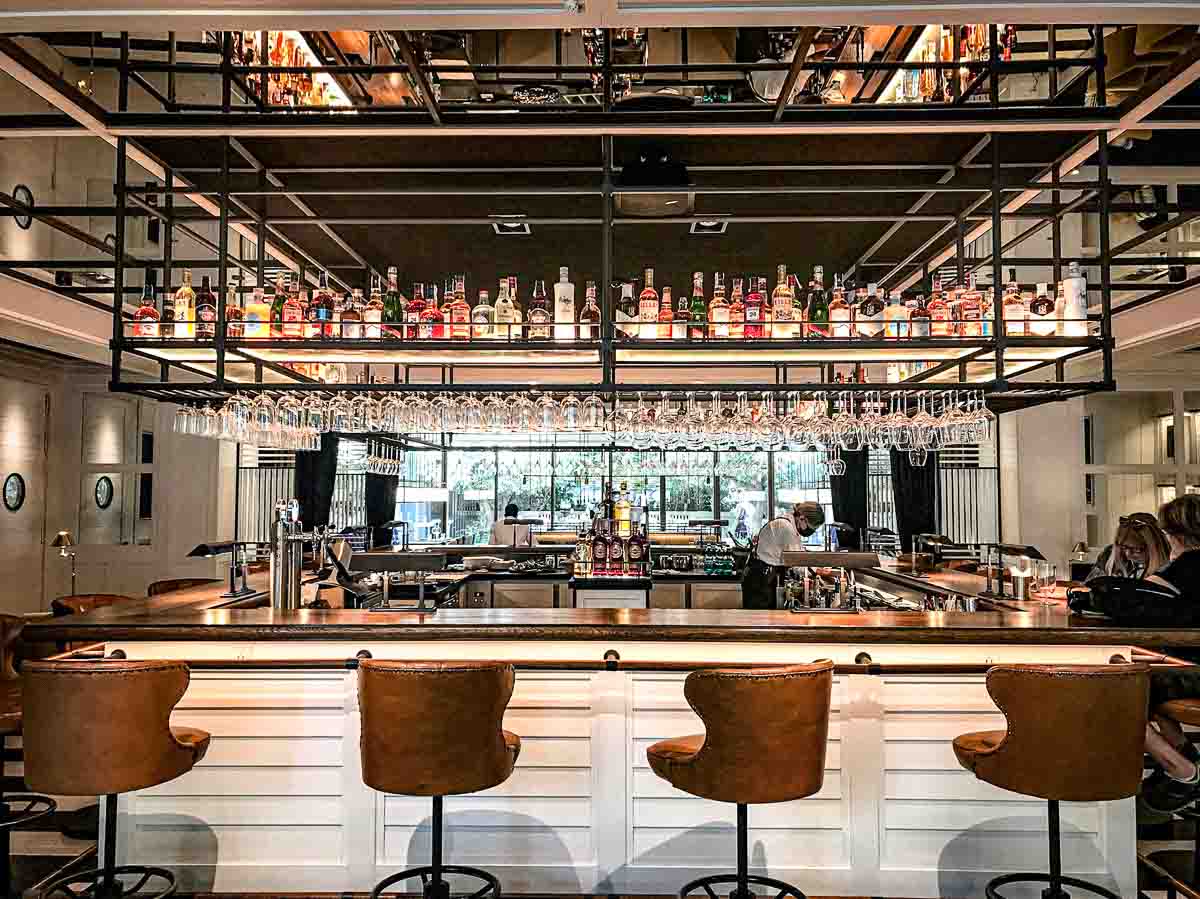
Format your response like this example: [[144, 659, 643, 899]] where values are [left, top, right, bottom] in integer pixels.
[[33, 574, 1181, 899]]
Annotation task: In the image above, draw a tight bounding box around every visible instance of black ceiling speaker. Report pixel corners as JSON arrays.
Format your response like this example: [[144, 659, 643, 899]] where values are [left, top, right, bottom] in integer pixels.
[[614, 142, 694, 218]]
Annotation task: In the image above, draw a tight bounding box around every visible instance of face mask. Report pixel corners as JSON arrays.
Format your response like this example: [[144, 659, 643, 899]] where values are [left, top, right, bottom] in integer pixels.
[[796, 521, 816, 538]]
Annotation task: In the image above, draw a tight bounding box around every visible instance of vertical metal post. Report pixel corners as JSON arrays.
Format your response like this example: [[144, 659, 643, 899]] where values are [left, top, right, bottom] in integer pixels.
[[1047, 800, 1063, 894], [1094, 25, 1107, 108], [991, 134, 1006, 388], [988, 25, 1000, 109], [736, 802, 749, 896], [111, 137, 128, 389], [233, 443, 242, 544], [601, 136, 614, 388], [1097, 132, 1114, 388], [256, 168, 267, 289], [221, 31, 233, 113], [118, 32, 130, 113], [1051, 163, 1063, 287], [167, 31, 177, 108], [216, 137, 230, 385], [101, 793, 118, 892], [955, 211, 966, 286], [602, 30, 612, 113], [431, 795, 444, 882], [1047, 25, 1058, 100]]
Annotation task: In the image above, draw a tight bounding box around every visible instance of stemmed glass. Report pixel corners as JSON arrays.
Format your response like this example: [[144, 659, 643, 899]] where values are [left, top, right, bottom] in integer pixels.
[[463, 394, 485, 433], [560, 394, 582, 432], [251, 394, 277, 445], [581, 393, 606, 432]]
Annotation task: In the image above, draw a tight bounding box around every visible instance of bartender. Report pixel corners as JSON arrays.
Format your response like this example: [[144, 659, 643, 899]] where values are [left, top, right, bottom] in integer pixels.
[[741, 501, 825, 609], [489, 503, 537, 547]]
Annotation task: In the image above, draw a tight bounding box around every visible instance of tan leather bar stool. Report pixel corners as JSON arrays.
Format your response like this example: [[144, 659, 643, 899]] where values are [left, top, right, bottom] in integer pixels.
[[359, 661, 521, 899], [0, 615, 55, 898], [646, 661, 833, 899], [23, 660, 211, 899], [954, 664, 1149, 899]]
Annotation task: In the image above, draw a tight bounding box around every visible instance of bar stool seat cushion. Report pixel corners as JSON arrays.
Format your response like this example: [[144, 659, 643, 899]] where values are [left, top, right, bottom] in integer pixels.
[[1158, 698, 1200, 726], [170, 725, 212, 763], [0, 679, 20, 736], [645, 662, 833, 805], [952, 729, 1006, 770]]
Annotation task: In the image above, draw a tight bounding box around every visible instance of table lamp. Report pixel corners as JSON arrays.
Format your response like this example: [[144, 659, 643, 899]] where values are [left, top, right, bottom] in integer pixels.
[[1072, 541, 1089, 561], [51, 530, 76, 595], [188, 541, 257, 598]]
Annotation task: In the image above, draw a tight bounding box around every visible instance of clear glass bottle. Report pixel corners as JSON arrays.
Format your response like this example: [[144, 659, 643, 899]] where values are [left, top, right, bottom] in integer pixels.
[[709, 271, 730, 339], [173, 269, 196, 339], [639, 267, 660, 340], [1062, 260, 1088, 336], [828, 273, 851, 339], [269, 273, 287, 338], [509, 276, 524, 338], [856, 283, 885, 339], [1002, 268, 1026, 336], [529, 279, 551, 340], [909, 293, 931, 339], [342, 287, 364, 339], [744, 277, 765, 339], [616, 282, 636, 339], [806, 266, 830, 338], [673, 283, 689, 340], [579, 280, 601, 340], [959, 272, 983, 338], [883, 289, 910, 339], [419, 285, 445, 339], [689, 272, 707, 340], [728, 277, 745, 339], [770, 264, 794, 339], [133, 272, 160, 338], [928, 283, 952, 337], [494, 278, 514, 340], [361, 277, 383, 339], [281, 278, 305, 339], [449, 275, 471, 340], [1029, 282, 1056, 337], [472, 289, 495, 339], [553, 266, 576, 341], [225, 280, 244, 339]]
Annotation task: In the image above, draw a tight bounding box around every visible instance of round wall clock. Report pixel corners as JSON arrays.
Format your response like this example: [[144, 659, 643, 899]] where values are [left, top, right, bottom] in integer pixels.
[[95, 475, 114, 510], [12, 185, 33, 230], [2, 473, 24, 512]]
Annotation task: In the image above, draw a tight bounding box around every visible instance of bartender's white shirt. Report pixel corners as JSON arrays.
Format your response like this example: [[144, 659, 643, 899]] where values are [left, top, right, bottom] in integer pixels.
[[489, 519, 535, 547], [755, 517, 804, 566]]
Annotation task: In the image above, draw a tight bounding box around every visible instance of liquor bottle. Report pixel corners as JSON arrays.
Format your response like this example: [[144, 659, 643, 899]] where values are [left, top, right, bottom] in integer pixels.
[[309, 272, 333, 338], [338, 288, 362, 339], [728, 277, 746, 339], [638, 268, 660, 340], [1054, 281, 1065, 337], [928, 283, 952, 337], [689, 272, 707, 340], [614, 481, 632, 539], [472, 289, 495, 339], [441, 277, 454, 331], [553, 266, 576, 341], [173, 269, 196, 339], [609, 526, 626, 576], [419, 284, 444, 339], [509, 276, 525, 338], [673, 283, 689, 340], [959, 273, 983, 338], [363, 276, 385, 339], [627, 522, 649, 576], [591, 521, 610, 578], [790, 273, 807, 336], [744, 277, 765, 339], [709, 271, 730, 339], [615, 282, 637, 339], [160, 270, 176, 339], [494, 278, 514, 340], [1002, 269, 1025, 336], [770, 264, 794, 339], [856, 283, 885, 339], [828, 274, 851, 339], [574, 525, 592, 577], [909, 293, 931, 339], [244, 287, 271, 338], [579, 280, 601, 340], [384, 267, 406, 338], [1029, 282, 1056, 337], [225, 280, 244, 339], [657, 286, 674, 339], [981, 287, 995, 337], [193, 275, 217, 339], [133, 272, 160, 338], [1062, 260, 1088, 336], [407, 283, 427, 338], [529, 279, 551, 340], [449, 275, 471, 340], [806, 266, 830, 338], [883, 289, 910, 339]]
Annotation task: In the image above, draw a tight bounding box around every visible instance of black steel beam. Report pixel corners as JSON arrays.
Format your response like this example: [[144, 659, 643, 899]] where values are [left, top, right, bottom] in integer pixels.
[[773, 27, 819, 123], [393, 31, 442, 125]]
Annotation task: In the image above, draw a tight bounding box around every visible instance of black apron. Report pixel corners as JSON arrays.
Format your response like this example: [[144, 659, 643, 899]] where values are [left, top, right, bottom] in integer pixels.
[[741, 533, 785, 610]]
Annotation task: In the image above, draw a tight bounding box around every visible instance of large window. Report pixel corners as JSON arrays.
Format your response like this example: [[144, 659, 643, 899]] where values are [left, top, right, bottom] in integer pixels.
[[395, 449, 447, 543], [612, 450, 661, 531], [497, 450, 552, 529], [664, 451, 714, 531], [552, 450, 605, 532], [718, 451, 768, 543], [772, 450, 832, 547], [448, 450, 495, 544]]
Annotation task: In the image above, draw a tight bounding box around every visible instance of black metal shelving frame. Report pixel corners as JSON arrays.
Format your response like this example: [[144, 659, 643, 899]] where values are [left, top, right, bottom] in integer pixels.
[[10, 25, 1197, 412]]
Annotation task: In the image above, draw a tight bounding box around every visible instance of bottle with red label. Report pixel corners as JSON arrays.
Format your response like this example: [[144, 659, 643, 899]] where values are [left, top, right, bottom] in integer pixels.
[[194, 275, 217, 339]]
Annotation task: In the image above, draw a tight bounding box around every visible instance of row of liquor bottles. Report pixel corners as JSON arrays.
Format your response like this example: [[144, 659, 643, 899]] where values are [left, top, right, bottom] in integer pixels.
[[131, 261, 1089, 342], [618, 262, 1089, 340], [131, 267, 600, 341], [572, 482, 650, 578]]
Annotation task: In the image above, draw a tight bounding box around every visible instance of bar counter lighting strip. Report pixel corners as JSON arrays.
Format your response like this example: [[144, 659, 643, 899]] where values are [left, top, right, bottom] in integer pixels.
[[172, 388, 994, 469]]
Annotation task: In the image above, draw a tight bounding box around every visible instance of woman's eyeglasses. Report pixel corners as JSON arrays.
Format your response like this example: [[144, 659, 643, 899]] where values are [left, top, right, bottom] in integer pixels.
[[1119, 516, 1152, 529]]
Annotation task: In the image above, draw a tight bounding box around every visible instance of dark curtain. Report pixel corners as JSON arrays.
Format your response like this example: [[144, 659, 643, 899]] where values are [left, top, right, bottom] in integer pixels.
[[830, 449, 868, 550], [889, 448, 939, 552], [294, 433, 338, 529], [365, 473, 399, 549]]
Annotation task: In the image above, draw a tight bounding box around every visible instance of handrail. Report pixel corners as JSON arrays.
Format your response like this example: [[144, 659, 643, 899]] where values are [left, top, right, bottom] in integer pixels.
[[1138, 852, 1200, 899], [41, 642, 107, 661]]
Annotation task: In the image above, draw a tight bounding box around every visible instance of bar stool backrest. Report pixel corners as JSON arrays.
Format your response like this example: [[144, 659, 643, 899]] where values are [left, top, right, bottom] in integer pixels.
[[683, 661, 833, 804], [978, 664, 1149, 802], [50, 594, 136, 617], [0, 613, 21, 680], [359, 660, 515, 796], [23, 660, 198, 796]]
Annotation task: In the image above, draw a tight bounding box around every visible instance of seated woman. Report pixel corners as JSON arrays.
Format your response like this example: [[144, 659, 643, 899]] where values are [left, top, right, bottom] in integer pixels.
[[1085, 512, 1170, 582], [1137, 495, 1200, 812]]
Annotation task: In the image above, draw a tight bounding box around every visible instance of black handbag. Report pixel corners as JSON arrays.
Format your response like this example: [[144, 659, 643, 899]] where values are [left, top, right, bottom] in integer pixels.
[[1070, 575, 1194, 626]]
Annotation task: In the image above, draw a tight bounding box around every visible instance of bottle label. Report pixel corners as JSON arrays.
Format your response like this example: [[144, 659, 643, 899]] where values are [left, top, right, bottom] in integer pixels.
[[197, 306, 217, 338], [745, 306, 761, 323], [134, 317, 159, 338], [364, 310, 382, 340]]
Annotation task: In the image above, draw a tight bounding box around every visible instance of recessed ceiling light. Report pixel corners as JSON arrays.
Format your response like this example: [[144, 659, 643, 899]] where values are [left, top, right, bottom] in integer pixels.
[[690, 219, 728, 235], [489, 215, 531, 236]]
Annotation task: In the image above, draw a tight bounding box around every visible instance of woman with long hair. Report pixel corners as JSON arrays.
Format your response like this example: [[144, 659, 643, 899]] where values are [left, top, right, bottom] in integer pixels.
[[1086, 511, 1171, 582]]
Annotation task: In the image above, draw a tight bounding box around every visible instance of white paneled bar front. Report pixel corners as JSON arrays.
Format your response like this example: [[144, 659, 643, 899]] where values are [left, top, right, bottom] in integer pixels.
[[106, 638, 1135, 899]]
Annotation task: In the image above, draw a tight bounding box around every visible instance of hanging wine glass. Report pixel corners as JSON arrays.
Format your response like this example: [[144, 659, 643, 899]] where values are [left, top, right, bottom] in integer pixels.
[[560, 394, 582, 432], [251, 394, 277, 445], [581, 393, 606, 432], [908, 447, 929, 467], [483, 394, 508, 432]]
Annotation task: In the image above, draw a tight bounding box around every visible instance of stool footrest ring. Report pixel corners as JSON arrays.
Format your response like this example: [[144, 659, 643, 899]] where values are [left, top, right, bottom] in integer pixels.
[[370, 864, 501, 899], [680, 872, 808, 899], [33, 864, 176, 899], [986, 872, 1121, 899], [0, 794, 56, 831]]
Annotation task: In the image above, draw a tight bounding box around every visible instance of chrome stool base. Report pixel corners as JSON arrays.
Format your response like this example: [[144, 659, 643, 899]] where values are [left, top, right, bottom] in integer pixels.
[[1, 793, 56, 898], [369, 864, 501, 899], [985, 872, 1120, 899], [680, 872, 807, 899], [34, 864, 176, 899]]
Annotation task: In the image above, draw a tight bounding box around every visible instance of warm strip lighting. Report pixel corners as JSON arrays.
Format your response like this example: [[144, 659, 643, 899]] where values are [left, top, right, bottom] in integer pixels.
[[290, 32, 354, 110], [878, 24, 939, 104]]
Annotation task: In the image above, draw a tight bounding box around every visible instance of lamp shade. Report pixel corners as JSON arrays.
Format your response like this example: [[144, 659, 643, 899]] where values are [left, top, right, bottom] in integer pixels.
[[50, 530, 74, 549], [1073, 541, 1089, 554]]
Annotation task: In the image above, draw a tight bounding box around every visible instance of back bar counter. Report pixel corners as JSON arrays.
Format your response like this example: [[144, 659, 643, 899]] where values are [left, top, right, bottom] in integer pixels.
[[27, 579, 1184, 899]]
